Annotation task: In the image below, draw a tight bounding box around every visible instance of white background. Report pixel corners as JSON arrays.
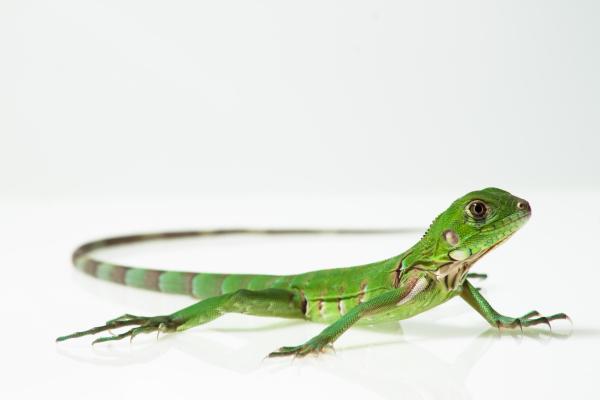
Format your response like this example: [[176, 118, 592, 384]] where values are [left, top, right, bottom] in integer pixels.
[[2, 1, 599, 399]]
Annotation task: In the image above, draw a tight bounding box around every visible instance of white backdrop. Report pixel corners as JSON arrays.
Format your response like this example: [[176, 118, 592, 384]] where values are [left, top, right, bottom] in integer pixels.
[[2, 1, 599, 199], [2, 2, 599, 400]]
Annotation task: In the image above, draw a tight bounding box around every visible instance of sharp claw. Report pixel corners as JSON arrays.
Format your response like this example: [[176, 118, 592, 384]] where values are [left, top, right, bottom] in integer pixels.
[[515, 319, 524, 334], [326, 344, 336, 355], [528, 316, 552, 331], [130, 328, 141, 343], [542, 316, 552, 331]]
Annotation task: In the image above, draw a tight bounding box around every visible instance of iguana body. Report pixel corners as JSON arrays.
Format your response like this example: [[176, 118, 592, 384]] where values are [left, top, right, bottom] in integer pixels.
[[58, 188, 568, 356]]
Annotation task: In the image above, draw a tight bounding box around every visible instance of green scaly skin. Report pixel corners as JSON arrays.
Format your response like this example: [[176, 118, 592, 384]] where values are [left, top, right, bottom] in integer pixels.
[[57, 188, 569, 357]]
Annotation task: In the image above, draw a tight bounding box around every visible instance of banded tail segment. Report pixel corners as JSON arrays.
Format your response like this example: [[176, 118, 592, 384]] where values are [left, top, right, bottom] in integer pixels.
[[72, 228, 415, 299]]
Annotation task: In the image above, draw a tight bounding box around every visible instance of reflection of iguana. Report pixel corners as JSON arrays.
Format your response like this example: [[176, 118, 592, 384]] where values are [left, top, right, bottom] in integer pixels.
[[57, 187, 568, 357]]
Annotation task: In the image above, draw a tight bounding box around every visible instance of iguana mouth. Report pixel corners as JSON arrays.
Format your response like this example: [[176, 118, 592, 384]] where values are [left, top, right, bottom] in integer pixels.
[[480, 232, 515, 257], [481, 211, 530, 234]]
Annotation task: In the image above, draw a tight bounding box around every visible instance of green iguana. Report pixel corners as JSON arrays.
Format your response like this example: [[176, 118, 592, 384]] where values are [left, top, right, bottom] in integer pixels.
[[57, 187, 568, 356]]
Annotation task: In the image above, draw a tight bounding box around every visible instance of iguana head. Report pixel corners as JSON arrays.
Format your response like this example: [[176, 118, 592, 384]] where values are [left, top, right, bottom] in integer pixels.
[[408, 187, 531, 267]]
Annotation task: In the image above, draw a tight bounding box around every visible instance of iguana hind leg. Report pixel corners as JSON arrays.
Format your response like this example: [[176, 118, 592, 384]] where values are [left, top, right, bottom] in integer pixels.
[[460, 279, 569, 330], [57, 288, 306, 344]]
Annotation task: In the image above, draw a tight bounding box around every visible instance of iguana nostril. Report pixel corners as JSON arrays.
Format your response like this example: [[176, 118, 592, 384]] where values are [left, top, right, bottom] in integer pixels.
[[517, 201, 531, 212]]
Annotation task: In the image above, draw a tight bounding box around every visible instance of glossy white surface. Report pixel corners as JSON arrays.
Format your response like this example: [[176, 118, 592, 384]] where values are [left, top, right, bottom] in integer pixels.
[[2, 193, 598, 399]]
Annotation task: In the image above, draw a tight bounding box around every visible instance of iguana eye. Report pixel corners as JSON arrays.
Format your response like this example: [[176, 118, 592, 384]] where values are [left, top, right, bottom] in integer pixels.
[[467, 201, 488, 220]]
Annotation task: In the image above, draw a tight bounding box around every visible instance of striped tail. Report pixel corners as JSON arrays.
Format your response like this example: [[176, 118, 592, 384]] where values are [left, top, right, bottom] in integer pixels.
[[72, 228, 414, 299]]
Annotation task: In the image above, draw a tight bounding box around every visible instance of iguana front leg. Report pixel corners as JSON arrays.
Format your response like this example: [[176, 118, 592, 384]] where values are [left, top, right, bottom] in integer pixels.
[[460, 279, 569, 329], [269, 277, 428, 357]]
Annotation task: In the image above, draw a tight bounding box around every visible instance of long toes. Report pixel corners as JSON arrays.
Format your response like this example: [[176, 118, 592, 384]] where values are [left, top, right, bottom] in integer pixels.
[[467, 273, 488, 280], [129, 326, 155, 343], [268, 344, 324, 358], [493, 312, 571, 334], [296, 346, 315, 357], [296, 343, 330, 357], [94, 322, 166, 345], [106, 314, 141, 324], [57, 314, 178, 344], [268, 346, 300, 358], [548, 313, 570, 323], [521, 313, 570, 330], [523, 316, 552, 330], [92, 327, 138, 345], [545, 313, 571, 328], [520, 310, 540, 320], [56, 320, 138, 342], [57, 327, 101, 342]]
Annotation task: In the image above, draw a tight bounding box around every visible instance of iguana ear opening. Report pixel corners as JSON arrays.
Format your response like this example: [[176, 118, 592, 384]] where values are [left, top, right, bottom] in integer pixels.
[[442, 229, 460, 247]]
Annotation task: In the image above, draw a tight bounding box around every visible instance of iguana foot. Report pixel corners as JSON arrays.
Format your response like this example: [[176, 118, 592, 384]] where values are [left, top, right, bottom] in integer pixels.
[[56, 314, 182, 344], [494, 311, 570, 331], [268, 340, 334, 357]]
